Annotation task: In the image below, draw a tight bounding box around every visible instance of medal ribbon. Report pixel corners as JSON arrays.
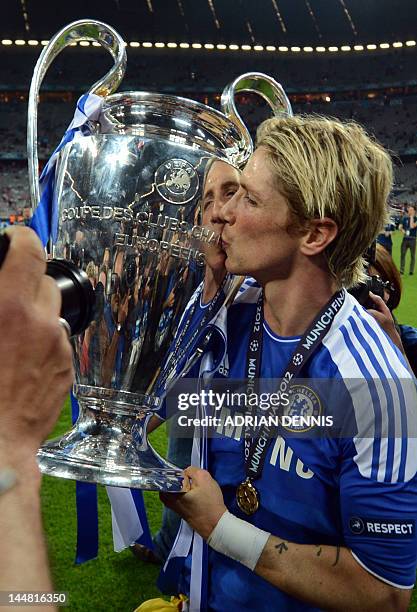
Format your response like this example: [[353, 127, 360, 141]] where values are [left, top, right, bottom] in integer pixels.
[[242, 289, 346, 485]]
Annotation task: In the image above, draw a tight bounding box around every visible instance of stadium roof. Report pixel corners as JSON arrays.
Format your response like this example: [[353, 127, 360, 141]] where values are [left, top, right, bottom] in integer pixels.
[[2, 0, 417, 48]]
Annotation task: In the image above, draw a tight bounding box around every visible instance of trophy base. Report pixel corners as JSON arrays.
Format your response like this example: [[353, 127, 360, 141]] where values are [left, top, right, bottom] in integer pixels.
[[37, 394, 184, 492]]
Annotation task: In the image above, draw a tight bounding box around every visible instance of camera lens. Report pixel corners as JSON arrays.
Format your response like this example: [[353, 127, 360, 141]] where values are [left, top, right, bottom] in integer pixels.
[[46, 259, 95, 336], [0, 233, 95, 336]]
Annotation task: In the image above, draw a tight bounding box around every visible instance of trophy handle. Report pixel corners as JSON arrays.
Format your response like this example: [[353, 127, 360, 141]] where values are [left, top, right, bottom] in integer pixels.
[[27, 20, 127, 211], [220, 72, 293, 167]]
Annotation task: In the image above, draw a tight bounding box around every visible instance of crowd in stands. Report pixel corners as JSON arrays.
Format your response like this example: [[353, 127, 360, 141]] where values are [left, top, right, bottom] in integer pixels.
[[2, 46, 417, 92], [1, 98, 417, 218], [0, 162, 30, 222], [3, 96, 417, 159], [1, 46, 417, 216]]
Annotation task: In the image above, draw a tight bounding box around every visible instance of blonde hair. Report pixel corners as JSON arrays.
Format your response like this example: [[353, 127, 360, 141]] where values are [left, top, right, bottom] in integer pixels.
[[256, 115, 393, 287]]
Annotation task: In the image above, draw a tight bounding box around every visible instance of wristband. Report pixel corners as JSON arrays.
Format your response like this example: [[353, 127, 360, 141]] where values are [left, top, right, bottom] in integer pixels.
[[0, 468, 17, 496], [207, 510, 270, 570]]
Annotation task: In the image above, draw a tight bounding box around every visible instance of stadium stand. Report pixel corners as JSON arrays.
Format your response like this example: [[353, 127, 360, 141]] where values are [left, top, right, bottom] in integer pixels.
[[1, 46, 417, 217]]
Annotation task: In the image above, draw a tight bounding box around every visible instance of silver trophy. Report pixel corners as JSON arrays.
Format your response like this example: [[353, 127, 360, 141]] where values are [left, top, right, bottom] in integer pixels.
[[28, 20, 293, 491]]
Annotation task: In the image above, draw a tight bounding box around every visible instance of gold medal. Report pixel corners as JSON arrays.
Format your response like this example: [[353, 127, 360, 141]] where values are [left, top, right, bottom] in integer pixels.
[[236, 478, 260, 515]]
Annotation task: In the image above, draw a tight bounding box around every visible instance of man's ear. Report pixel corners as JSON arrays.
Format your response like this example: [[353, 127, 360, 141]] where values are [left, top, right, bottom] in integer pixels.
[[299, 217, 338, 256]]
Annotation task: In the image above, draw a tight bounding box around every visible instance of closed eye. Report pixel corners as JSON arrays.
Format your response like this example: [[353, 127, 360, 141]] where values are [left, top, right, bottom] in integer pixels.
[[244, 194, 257, 206]]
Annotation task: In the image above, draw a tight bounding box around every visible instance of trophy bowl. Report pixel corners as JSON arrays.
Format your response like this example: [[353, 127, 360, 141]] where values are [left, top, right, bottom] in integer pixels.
[[28, 20, 293, 491]]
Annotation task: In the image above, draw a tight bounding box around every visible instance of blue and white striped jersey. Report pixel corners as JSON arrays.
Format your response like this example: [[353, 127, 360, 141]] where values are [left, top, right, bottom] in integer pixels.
[[162, 278, 417, 611]]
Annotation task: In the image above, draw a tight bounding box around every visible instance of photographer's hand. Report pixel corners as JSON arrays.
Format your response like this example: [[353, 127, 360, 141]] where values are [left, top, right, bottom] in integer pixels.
[[0, 226, 74, 598], [0, 227, 74, 458]]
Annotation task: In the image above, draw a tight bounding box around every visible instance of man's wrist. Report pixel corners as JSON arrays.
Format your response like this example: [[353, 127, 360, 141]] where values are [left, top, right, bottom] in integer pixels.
[[0, 467, 17, 496], [204, 506, 227, 539], [207, 510, 271, 570], [0, 444, 41, 487]]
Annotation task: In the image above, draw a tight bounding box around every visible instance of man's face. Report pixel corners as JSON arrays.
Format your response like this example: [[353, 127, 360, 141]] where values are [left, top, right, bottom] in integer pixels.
[[220, 147, 302, 283], [408, 206, 416, 216], [200, 160, 240, 272]]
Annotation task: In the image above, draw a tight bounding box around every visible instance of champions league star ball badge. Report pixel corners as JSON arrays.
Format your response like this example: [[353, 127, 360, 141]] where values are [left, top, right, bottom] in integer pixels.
[[292, 353, 303, 366], [155, 158, 199, 204], [283, 384, 321, 432]]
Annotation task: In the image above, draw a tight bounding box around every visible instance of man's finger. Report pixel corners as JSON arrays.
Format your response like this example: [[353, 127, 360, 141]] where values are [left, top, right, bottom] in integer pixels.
[[368, 309, 384, 324], [182, 472, 191, 492], [184, 465, 202, 480], [159, 491, 186, 508], [368, 291, 384, 303], [36, 275, 62, 319], [368, 291, 391, 315], [0, 227, 46, 299]]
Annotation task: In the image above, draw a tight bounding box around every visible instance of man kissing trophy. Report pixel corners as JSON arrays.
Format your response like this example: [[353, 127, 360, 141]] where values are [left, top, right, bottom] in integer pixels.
[[28, 20, 293, 491]]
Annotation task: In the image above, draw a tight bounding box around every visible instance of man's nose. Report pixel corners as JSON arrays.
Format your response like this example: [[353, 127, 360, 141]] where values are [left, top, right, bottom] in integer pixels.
[[211, 197, 225, 225], [219, 192, 237, 225]]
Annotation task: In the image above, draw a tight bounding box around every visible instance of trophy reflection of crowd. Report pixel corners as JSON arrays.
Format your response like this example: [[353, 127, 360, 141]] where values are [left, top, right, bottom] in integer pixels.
[[65, 204, 201, 394]]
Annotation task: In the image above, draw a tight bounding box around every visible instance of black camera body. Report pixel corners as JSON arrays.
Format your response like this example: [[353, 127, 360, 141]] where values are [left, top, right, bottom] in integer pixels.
[[348, 241, 389, 309], [349, 274, 387, 309]]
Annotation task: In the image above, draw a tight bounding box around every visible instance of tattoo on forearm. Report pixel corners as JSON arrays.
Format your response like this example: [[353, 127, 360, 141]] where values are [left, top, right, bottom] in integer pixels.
[[315, 545, 322, 557], [332, 546, 341, 567], [275, 542, 288, 555]]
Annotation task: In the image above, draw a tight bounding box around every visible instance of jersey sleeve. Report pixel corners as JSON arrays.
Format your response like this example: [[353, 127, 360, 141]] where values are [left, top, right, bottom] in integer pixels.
[[340, 437, 417, 588], [323, 305, 417, 587]]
